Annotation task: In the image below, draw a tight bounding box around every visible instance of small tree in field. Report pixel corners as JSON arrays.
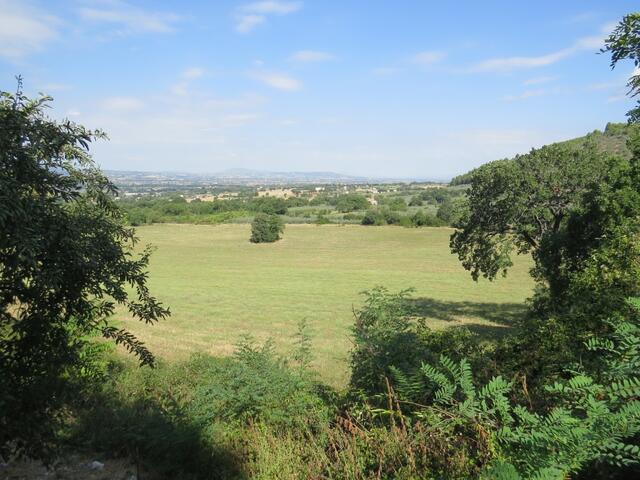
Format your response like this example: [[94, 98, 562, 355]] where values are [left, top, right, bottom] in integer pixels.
[[250, 213, 284, 243]]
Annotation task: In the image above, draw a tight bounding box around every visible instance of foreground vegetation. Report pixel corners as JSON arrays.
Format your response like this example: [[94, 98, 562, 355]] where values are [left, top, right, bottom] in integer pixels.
[[3, 12, 640, 480]]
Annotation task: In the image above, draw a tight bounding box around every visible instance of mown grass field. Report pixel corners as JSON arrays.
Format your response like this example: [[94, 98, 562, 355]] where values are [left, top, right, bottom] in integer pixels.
[[119, 224, 534, 386]]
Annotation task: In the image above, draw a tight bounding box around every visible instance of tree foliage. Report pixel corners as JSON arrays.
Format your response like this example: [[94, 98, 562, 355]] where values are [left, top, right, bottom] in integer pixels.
[[250, 213, 284, 243], [450, 142, 611, 283], [603, 13, 640, 123], [0, 81, 169, 454], [390, 300, 640, 479], [334, 193, 370, 212]]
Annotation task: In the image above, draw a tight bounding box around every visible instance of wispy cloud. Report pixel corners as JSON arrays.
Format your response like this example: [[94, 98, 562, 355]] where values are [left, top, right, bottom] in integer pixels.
[[503, 89, 549, 102], [182, 67, 205, 80], [235, 1, 301, 33], [523, 76, 557, 86], [254, 72, 301, 91], [470, 24, 612, 73], [102, 96, 144, 111], [171, 67, 205, 96], [39, 83, 72, 93], [372, 67, 401, 76], [587, 80, 621, 91], [0, 0, 59, 60], [411, 50, 446, 65], [222, 112, 261, 126], [244, 1, 301, 14], [78, 0, 180, 34], [236, 14, 265, 33], [290, 50, 334, 62]]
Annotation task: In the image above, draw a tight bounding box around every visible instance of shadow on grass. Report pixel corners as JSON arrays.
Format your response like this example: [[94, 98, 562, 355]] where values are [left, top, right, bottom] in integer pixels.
[[70, 384, 246, 480], [409, 297, 529, 339]]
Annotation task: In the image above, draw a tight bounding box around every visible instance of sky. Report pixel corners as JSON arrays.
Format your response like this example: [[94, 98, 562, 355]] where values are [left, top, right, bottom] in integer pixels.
[[1, 1, 639, 180]]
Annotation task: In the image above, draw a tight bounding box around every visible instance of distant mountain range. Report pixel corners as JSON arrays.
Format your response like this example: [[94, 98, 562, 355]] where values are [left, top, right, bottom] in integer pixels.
[[105, 168, 439, 186]]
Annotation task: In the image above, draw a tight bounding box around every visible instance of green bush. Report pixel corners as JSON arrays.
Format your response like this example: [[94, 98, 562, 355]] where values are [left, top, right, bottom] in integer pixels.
[[334, 193, 370, 212], [408, 195, 423, 206], [361, 209, 384, 225], [349, 286, 483, 396], [392, 301, 640, 478], [411, 210, 446, 227], [250, 213, 284, 243], [71, 330, 331, 479]]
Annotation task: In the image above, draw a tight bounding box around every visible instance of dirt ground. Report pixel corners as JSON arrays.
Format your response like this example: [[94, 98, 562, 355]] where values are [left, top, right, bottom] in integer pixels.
[[0, 454, 154, 480]]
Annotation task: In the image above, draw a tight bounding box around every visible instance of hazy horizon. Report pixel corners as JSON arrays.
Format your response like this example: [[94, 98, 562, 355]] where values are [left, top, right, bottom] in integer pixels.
[[1, 0, 638, 178]]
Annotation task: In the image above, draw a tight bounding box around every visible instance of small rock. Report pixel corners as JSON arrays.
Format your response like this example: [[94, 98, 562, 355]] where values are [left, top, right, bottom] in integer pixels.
[[88, 460, 105, 470]]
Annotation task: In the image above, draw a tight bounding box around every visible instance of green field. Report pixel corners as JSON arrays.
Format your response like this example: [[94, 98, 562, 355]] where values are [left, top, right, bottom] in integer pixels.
[[119, 224, 534, 386]]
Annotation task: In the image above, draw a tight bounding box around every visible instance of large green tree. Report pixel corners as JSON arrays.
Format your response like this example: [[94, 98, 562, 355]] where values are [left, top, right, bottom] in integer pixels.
[[0, 81, 169, 453], [603, 12, 640, 122], [450, 141, 610, 288]]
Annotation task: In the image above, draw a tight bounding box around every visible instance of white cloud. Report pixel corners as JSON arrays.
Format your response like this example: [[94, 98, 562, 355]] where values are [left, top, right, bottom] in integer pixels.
[[235, 1, 301, 33], [471, 24, 611, 73], [472, 49, 573, 72], [523, 76, 556, 86], [78, 1, 180, 34], [372, 67, 401, 76], [242, 1, 302, 14], [40, 83, 72, 92], [607, 93, 627, 103], [254, 72, 301, 91], [222, 113, 260, 126], [290, 50, 334, 62], [102, 96, 144, 111], [236, 14, 265, 33], [182, 67, 205, 80], [587, 80, 621, 91], [0, 1, 59, 59], [503, 89, 548, 102], [171, 68, 205, 96], [412, 50, 446, 65]]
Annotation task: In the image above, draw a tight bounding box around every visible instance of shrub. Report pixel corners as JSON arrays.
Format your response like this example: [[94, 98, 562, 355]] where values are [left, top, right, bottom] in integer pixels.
[[411, 210, 446, 227], [409, 195, 423, 206], [361, 209, 384, 225], [398, 300, 640, 479], [384, 196, 408, 211], [436, 199, 460, 224], [335, 193, 370, 212], [250, 213, 284, 243], [349, 286, 483, 396], [315, 214, 332, 224], [248, 196, 288, 215]]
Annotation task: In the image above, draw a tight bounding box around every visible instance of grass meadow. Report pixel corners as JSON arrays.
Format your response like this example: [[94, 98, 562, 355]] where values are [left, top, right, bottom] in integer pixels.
[[119, 224, 534, 386]]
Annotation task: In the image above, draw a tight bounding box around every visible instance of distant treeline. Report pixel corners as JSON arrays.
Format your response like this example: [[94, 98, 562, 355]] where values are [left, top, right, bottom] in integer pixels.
[[118, 187, 466, 227]]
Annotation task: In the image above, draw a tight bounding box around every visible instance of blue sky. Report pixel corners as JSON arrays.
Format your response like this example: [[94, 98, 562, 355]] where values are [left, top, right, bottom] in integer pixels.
[[1, 1, 638, 179]]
